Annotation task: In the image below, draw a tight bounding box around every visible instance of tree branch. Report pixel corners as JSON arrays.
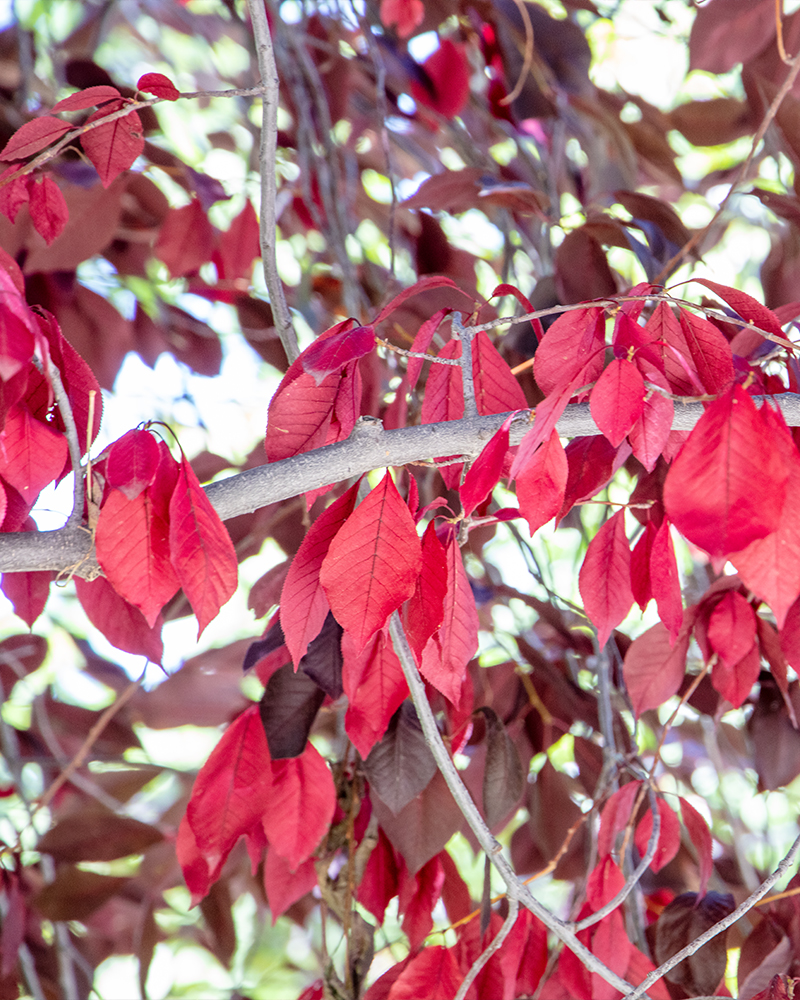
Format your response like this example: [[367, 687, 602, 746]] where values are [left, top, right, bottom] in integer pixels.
[[387, 612, 646, 998], [454, 897, 519, 1000], [33, 358, 84, 527], [625, 830, 800, 1000], [7, 393, 800, 574], [246, 0, 299, 364]]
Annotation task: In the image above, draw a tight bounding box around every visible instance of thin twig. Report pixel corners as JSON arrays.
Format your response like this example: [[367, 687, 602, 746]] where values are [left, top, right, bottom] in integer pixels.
[[624, 831, 800, 1000], [246, 0, 299, 364], [454, 897, 519, 1000], [35, 668, 145, 816], [574, 788, 660, 933], [655, 46, 800, 281], [452, 313, 479, 418], [33, 358, 83, 527], [387, 612, 646, 997], [500, 0, 535, 105]]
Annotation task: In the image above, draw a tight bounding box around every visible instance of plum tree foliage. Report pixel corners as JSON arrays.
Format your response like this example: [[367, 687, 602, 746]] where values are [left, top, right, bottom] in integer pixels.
[[4, 0, 800, 998]]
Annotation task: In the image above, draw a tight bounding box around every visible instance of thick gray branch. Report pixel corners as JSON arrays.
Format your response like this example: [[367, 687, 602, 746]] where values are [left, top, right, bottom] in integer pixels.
[[4, 394, 800, 574]]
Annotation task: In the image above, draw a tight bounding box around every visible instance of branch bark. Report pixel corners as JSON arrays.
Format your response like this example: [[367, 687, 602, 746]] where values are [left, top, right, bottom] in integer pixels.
[[388, 612, 646, 998], [6, 394, 800, 574], [246, 0, 299, 364]]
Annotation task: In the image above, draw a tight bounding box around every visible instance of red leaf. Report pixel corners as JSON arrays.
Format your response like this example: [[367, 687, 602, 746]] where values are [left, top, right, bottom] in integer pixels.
[[676, 308, 735, 394], [534, 306, 606, 396], [419, 339, 462, 425], [402, 520, 447, 659], [473, 330, 528, 413], [36, 310, 102, 455], [75, 576, 163, 662], [106, 428, 160, 500], [320, 473, 422, 649], [399, 854, 445, 950], [628, 378, 674, 472], [405, 308, 450, 391], [692, 277, 785, 340], [385, 946, 465, 1000], [590, 358, 645, 447], [412, 40, 471, 118], [708, 592, 759, 707], [558, 435, 627, 523], [597, 782, 642, 858], [590, 910, 632, 995], [301, 325, 375, 384], [515, 429, 568, 535], [0, 117, 72, 161], [680, 798, 713, 895], [280, 482, 359, 668], [96, 482, 180, 628], [262, 742, 336, 869], [343, 629, 409, 758], [644, 301, 701, 396], [421, 331, 526, 427], [0, 166, 29, 224], [2, 569, 53, 628], [27, 175, 68, 245], [263, 850, 317, 922], [265, 337, 345, 461], [714, 642, 762, 708], [586, 854, 625, 909], [51, 86, 122, 112], [708, 591, 756, 668], [780, 596, 800, 673], [578, 509, 634, 648], [359, 827, 400, 925], [186, 705, 272, 886], [460, 414, 512, 517], [664, 385, 788, 563], [176, 813, 212, 903], [136, 72, 180, 101], [730, 403, 800, 628], [379, 0, 424, 38], [81, 103, 144, 187], [634, 799, 681, 872], [0, 271, 35, 381], [374, 275, 467, 326], [156, 200, 218, 277], [0, 404, 68, 502], [169, 454, 238, 637], [420, 533, 479, 704], [631, 521, 655, 611], [509, 377, 582, 479], [623, 620, 692, 717], [650, 519, 683, 637], [213, 199, 260, 282]]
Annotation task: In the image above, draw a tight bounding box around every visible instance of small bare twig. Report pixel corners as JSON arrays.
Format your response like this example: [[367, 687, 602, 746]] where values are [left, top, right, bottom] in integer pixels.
[[454, 897, 519, 1000], [246, 0, 299, 364], [32, 358, 83, 527], [625, 830, 800, 1000], [574, 788, 660, 933], [452, 313, 479, 418], [387, 612, 646, 998], [35, 668, 145, 816], [655, 45, 800, 281]]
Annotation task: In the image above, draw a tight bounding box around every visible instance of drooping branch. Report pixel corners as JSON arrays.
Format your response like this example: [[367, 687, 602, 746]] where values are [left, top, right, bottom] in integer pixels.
[[5, 393, 800, 575], [626, 830, 800, 999], [387, 612, 646, 998]]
